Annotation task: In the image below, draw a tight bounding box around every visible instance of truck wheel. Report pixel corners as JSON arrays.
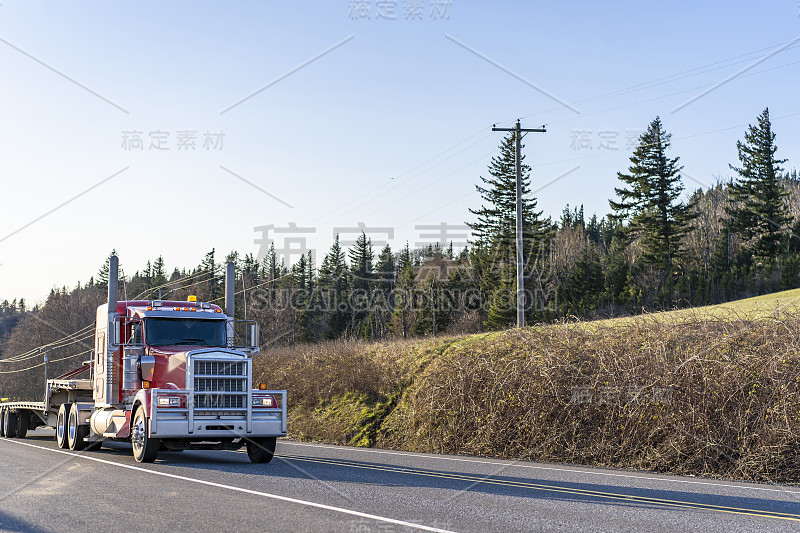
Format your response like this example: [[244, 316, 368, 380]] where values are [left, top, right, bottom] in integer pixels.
[[16, 411, 28, 438], [4, 411, 18, 438], [67, 405, 87, 451], [0, 409, 6, 438], [56, 404, 71, 449], [131, 408, 159, 463], [246, 437, 276, 463]]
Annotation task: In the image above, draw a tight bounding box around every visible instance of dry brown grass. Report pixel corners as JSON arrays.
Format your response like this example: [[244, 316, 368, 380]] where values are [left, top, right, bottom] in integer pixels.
[[255, 312, 800, 483]]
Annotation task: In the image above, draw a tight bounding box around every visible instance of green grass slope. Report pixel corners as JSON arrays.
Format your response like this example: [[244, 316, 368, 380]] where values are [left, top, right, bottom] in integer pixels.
[[254, 291, 800, 483]]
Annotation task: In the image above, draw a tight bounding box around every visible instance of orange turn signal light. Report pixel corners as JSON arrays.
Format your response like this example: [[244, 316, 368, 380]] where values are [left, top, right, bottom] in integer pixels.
[[142, 381, 151, 389], [258, 382, 267, 390]]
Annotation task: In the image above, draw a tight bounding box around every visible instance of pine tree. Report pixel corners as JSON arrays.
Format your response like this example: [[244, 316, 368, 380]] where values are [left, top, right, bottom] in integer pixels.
[[467, 133, 550, 328], [97, 249, 118, 286], [317, 235, 349, 338], [152, 256, 167, 288], [200, 249, 220, 301], [291, 254, 312, 342], [725, 107, 791, 260], [486, 275, 515, 330], [260, 243, 285, 348], [392, 243, 415, 339], [348, 232, 374, 338], [468, 133, 548, 255], [609, 117, 694, 304], [373, 244, 395, 339]]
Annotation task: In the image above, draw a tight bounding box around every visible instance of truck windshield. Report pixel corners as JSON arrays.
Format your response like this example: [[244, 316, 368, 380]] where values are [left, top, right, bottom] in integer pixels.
[[145, 318, 226, 347]]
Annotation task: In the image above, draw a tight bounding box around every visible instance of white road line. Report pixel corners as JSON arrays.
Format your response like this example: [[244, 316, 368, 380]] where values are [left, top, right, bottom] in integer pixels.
[[280, 441, 800, 497], [0, 439, 458, 533]]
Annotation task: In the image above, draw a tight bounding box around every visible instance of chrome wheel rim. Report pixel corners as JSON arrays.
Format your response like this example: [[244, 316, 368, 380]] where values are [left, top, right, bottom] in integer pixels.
[[57, 413, 65, 441], [132, 415, 145, 451]]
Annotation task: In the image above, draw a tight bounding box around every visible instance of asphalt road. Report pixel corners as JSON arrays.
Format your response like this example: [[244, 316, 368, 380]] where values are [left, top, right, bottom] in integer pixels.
[[1, 429, 799, 532]]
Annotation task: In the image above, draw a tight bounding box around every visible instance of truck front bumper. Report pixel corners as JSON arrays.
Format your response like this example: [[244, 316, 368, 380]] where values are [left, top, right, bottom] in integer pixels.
[[148, 388, 287, 440]]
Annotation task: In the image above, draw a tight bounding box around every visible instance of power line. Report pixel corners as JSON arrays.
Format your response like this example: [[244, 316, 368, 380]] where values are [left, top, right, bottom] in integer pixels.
[[0, 349, 91, 374], [0, 324, 95, 363], [313, 128, 491, 225], [493, 38, 800, 128], [0, 332, 94, 364], [132, 268, 221, 300]]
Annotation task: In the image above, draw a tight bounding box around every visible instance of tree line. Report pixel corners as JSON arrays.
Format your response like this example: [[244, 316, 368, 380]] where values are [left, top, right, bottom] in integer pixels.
[[2, 107, 799, 360]]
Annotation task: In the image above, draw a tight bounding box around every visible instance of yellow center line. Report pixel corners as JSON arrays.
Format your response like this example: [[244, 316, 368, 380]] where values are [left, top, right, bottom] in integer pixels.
[[277, 454, 800, 522]]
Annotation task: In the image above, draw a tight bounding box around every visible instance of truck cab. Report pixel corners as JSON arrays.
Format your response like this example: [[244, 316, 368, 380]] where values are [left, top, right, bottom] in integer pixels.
[[61, 258, 285, 463]]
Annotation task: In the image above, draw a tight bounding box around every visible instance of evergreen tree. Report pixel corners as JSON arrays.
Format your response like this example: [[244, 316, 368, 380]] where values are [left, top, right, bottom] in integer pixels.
[[609, 117, 694, 304], [468, 133, 548, 255], [725, 107, 791, 259], [373, 244, 395, 339], [375, 244, 395, 292], [317, 235, 350, 338], [391, 243, 415, 339], [97, 249, 118, 286], [486, 275, 515, 330], [413, 271, 444, 336], [259, 243, 285, 348], [291, 254, 312, 342], [348, 232, 374, 287], [200, 249, 220, 301], [348, 232, 374, 338], [467, 133, 549, 328], [151, 256, 167, 288]]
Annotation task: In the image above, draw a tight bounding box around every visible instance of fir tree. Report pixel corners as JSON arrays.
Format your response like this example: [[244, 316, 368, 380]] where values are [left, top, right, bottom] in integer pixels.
[[392, 243, 415, 339], [291, 254, 312, 342], [468, 133, 548, 255], [97, 249, 118, 286], [348, 232, 374, 338], [151, 256, 167, 288], [260, 243, 285, 348], [725, 107, 791, 259], [317, 235, 349, 338], [467, 133, 549, 328], [200, 249, 220, 301], [609, 117, 694, 304], [373, 244, 395, 339]]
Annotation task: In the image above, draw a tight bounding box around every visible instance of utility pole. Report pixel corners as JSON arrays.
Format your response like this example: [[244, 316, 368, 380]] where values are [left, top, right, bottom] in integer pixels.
[[492, 120, 546, 328]]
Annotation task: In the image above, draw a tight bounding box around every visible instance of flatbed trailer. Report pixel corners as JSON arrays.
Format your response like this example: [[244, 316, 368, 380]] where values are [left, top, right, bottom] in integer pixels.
[[1, 374, 93, 439]]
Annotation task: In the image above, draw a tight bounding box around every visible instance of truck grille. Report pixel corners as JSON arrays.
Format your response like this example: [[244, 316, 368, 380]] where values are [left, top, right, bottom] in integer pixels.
[[195, 361, 246, 376], [194, 378, 245, 392], [192, 358, 248, 417], [194, 395, 245, 409]]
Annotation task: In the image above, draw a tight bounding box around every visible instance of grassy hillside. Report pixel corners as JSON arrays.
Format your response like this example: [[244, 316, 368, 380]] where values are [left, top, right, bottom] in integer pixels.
[[254, 291, 800, 483], [589, 288, 800, 328]]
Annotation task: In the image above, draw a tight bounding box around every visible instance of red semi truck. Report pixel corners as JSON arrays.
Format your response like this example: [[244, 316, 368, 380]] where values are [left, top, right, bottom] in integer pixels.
[[0, 257, 287, 463]]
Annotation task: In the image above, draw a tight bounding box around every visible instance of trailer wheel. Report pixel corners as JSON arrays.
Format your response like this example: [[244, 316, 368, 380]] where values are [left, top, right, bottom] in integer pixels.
[[67, 405, 87, 451], [246, 437, 276, 463], [56, 404, 71, 449], [131, 407, 159, 463], [0, 409, 6, 438], [16, 411, 27, 439], [4, 410, 18, 438]]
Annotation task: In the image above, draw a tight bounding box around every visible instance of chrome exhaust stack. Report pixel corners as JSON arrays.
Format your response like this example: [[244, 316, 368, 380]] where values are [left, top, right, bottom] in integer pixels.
[[225, 262, 235, 348], [106, 254, 119, 407]]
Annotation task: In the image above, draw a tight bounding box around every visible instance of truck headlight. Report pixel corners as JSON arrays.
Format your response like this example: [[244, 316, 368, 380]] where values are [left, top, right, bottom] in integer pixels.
[[157, 395, 182, 407], [252, 395, 275, 408]]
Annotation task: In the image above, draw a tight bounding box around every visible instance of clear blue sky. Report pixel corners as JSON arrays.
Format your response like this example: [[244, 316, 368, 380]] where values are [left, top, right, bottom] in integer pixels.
[[1, 1, 799, 304]]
